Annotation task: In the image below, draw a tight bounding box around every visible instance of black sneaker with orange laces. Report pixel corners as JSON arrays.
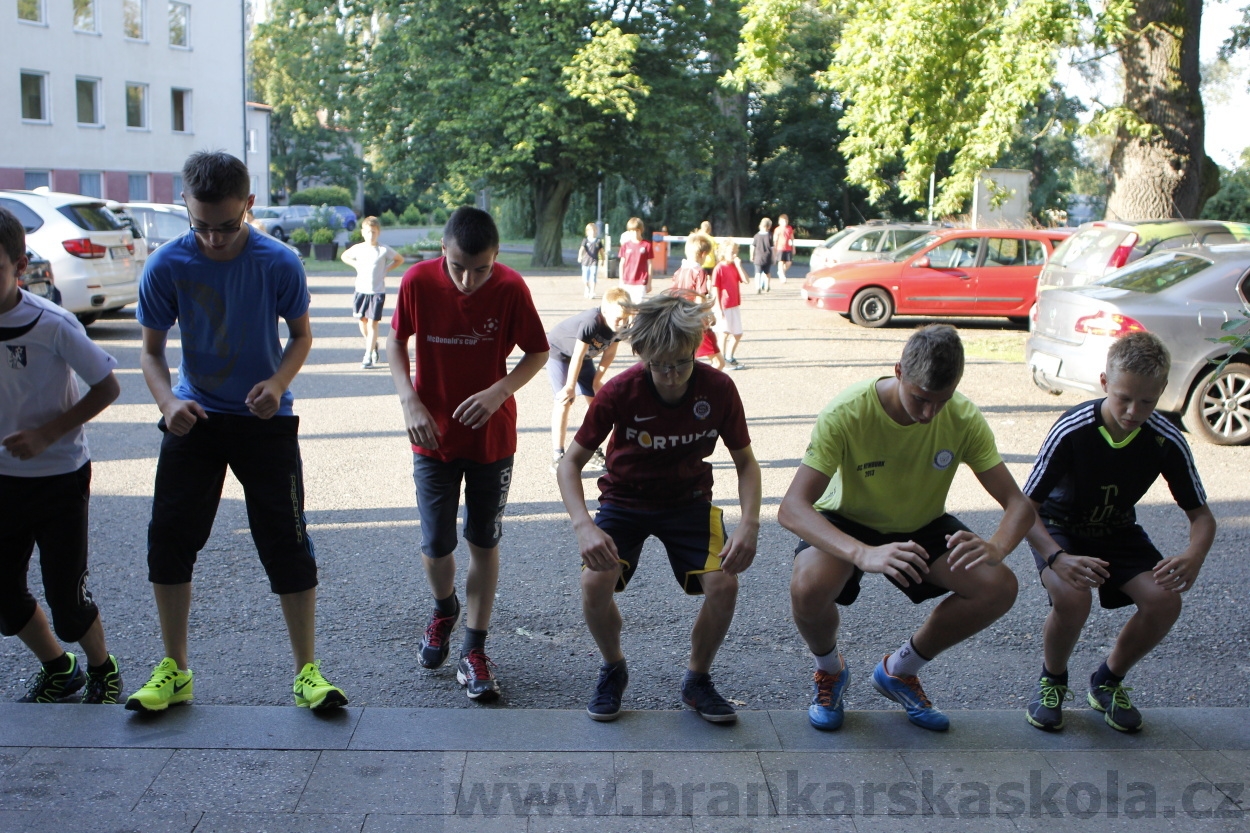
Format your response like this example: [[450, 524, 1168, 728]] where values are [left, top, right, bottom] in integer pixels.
[[456, 649, 500, 701], [419, 607, 460, 670]]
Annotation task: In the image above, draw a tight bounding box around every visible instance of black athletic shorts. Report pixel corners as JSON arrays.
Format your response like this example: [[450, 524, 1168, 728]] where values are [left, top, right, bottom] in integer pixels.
[[353, 292, 386, 321], [593, 502, 726, 595], [1030, 523, 1162, 610], [795, 510, 971, 605]]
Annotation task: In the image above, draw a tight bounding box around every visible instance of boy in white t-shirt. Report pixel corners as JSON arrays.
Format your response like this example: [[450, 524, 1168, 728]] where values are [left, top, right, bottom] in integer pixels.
[[342, 216, 404, 369], [0, 206, 123, 704]]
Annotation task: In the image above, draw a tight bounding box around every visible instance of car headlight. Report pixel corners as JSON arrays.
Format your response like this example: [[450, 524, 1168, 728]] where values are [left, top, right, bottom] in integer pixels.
[[813, 277, 838, 289]]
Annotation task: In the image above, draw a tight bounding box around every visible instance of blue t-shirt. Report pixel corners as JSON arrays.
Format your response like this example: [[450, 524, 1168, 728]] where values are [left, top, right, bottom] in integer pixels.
[[136, 228, 310, 416]]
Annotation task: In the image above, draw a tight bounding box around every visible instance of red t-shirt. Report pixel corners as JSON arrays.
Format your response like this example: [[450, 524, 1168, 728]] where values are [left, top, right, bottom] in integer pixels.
[[618, 239, 653, 286], [671, 261, 710, 296], [574, 362, 751, 510], [774, 225, 795, 253], [711, 262, 742, 310], [391, 257, 548, 463]]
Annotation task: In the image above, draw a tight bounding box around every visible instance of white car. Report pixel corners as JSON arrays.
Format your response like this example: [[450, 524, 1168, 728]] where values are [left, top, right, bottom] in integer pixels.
[[0, 189, 138, 325], [808, 222, 938, 272]]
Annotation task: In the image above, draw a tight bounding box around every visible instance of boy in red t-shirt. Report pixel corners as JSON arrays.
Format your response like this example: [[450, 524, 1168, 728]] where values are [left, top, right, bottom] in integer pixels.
[[556, 293, 761, 723], [387, 207, 549, 702], [773, 214, 795, 283], [710, 240, 749, 369], [617, 217, 653, 305], [671, 234, 726, 370]]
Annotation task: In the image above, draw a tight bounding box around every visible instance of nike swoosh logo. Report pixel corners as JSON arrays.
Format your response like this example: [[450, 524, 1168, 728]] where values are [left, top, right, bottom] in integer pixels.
[[173, 679, 190, 694], [633, 415, 657, 422]]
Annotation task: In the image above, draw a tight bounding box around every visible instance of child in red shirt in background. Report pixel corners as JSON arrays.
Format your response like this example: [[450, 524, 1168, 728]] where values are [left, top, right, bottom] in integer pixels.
[[710, 240, 749, 369], [388, 207, 549, 702], [670, 234, 725, 371]]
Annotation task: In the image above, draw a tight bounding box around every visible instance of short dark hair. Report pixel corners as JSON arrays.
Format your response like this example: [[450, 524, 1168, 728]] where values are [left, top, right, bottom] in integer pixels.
[[627, 292, 709, 359], [443, 207, 500, 256], [0, 206, 26, 263], [182, 151, 250, 203], [899, 324, 964, 390]]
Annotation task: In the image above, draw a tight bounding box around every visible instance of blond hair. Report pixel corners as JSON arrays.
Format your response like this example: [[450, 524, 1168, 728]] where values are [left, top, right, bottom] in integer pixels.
[[622, 293, 710, 359], [1107, 332, 1170, 381], [361, 216, 381, 231]]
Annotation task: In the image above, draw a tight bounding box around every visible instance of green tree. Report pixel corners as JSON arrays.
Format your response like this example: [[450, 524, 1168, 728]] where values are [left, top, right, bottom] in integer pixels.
[[1201, 149, 1250, 223], [993, 86, 1086, 221], [361, 1, 649, 266], [251, 1, 364, 201], [734, 0, 1214, 221]]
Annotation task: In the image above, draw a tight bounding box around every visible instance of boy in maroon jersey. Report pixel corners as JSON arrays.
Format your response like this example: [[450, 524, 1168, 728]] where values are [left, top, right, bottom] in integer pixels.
[[556, 293, 761, 723], [387, 207, 549, 702]]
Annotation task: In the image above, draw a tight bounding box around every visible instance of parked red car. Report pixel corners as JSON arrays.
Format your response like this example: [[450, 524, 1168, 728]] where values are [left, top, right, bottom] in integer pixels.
[[801, 228, 1072, 327]]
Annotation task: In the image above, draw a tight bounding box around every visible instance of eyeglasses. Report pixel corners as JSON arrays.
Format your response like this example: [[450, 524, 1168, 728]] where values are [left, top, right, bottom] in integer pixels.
[[188, 207, 248, 237], [647, 358, 695, 375]]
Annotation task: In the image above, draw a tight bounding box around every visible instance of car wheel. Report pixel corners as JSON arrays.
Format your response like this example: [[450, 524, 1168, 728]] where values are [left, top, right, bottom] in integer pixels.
[[1182, 362, 1250, 446], [75, 313, 99, 326], [849, 288, 893, 328], [271, 226, 286, 241]]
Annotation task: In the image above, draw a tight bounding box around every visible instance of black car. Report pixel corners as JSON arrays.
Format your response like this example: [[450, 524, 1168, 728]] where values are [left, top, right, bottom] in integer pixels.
[[19, 248, 61, 305]]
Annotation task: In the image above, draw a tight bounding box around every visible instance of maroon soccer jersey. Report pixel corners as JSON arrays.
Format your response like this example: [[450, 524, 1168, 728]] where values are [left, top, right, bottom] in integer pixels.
[[391, 256, 548, 463], [574, 361, 751, 510]]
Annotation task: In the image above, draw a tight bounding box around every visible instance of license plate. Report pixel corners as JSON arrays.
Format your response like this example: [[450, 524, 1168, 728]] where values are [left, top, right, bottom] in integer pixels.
[[24, 281, 52, 298], [1030, 352, 1061, 377], [109, 246, 130, 259]]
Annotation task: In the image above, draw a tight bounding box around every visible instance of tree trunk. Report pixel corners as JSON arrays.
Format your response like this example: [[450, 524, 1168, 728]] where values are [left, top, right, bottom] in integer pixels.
[[1105, 0, 1206, 220], [532, 177, 575, 267], [710, 88, 751, 236]]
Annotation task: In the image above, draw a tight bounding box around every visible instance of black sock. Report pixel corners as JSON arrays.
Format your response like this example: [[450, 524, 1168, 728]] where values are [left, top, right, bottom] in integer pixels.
[[603, 658, 626, 672], [1091, 661, 1123, 689], [1042, 666, 1068, 686], [461, 627, 487, 656], [88, 658, 113, 674], [434, 592, 459, 617], [42, 653, 71, 675], [683, 669, 709, 684]]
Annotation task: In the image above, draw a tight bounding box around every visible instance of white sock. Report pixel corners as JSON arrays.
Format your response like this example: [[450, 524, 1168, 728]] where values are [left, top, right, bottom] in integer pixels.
[[813, 645, 843, 674], [886, 638, 930, 677]]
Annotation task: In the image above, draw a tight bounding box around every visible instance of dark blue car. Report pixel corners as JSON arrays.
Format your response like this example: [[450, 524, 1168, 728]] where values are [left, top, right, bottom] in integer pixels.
[[331, 206, 358, 231]]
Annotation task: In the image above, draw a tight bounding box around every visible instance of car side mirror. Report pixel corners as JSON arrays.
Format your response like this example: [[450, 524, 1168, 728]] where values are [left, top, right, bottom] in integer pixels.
[[913, 256, 930, 268]]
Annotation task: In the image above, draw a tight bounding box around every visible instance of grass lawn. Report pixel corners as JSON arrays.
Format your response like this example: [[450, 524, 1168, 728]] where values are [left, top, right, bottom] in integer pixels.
[[962, 331, 1027, 363]]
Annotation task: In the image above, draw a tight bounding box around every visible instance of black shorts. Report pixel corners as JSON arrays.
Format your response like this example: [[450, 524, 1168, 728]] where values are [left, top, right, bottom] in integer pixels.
[[794, 510, 971, 605], [593, 502, 726, 595], [412, 454, 512, 558], [779, 251, 793, 263], [147, 415, 318, 595], [1031, 524, 1162, 610], [0, 463, 99, 642], [353, 292, 386, 321], [546, 354, 596, 398]]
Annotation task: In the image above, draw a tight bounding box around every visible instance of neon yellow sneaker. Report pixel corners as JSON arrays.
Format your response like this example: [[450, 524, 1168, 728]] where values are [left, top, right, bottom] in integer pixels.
[[294, 661, 348, 710], [125, 657, 193, 713]]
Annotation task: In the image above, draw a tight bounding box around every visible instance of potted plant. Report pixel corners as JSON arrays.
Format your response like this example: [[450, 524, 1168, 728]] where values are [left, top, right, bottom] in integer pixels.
[[311, 228, 338, 260], [289, 227, 312, 258]]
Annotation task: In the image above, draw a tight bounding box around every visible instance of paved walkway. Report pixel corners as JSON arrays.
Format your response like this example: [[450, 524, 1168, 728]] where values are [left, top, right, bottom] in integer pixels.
[[2, 704, 1246, 832]]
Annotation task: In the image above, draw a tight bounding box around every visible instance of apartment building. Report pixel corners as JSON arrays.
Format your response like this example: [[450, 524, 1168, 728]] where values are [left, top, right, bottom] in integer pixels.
[[3, 0, 255, 203]]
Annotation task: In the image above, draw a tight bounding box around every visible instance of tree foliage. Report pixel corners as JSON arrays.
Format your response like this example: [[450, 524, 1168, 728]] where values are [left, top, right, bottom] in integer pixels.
[[1201, 148, 1250, 223]]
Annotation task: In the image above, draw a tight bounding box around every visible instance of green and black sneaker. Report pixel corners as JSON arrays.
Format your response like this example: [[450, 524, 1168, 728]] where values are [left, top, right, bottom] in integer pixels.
[[1025, 674, 1071, 731], [81, 655, 123, 705], [17, 652, 86, 703], [1088, 680, 1143, 733]]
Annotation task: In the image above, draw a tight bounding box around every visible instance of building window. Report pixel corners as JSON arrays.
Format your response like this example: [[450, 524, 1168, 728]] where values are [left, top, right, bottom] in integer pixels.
[[76, 78, 101, 125], [168, 2, 189, 47], [247, 127, 258, 153], [20, 71, 48, 122], [18, 0, 45, 24], [79, 172, 103, 198], [171, 88, 190, 132], [129, 174, 150, 201], [124, 0, 145, 39], [73, 0, 96, 32], [172, 174, 184, 203], [24, 171, 50, 190], [126, 83, 147, 128]]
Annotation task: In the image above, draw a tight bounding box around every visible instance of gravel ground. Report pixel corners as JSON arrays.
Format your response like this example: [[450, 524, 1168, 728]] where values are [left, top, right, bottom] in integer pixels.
[[4, 266, 1248, 715]]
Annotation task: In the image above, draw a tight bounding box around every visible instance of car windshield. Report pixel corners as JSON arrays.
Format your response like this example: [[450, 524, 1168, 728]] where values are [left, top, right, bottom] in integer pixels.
[[1097, 251, 1211, 293], [1051, 227, 1125, 272], [821, 228, 856, 248], [59, 203, 124, 231], [890, 233, 942, 261], [253, 208, 279, 218]]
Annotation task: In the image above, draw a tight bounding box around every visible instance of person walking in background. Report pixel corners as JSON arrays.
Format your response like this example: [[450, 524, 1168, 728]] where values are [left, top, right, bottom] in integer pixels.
[[0, 206, 123, 705], [773, 214, 795, 283], [387, 207, 549, 702], [671, 234, 726, 371], [578, 223, 603, 299], [342, 216, 404, 369], [710, 240, 749, 369], [617, 217, 652, 305], [751, 218, 774, 294], [128, 151, 347, 713]]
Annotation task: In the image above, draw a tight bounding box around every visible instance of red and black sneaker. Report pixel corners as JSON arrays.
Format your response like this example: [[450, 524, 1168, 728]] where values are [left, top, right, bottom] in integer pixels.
[[456, 649, 500, 701], [418, 608, 460, 670]]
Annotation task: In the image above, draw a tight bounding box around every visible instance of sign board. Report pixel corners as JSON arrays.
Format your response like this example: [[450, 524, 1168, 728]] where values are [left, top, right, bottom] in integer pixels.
[[971, 169, 1031, 228]]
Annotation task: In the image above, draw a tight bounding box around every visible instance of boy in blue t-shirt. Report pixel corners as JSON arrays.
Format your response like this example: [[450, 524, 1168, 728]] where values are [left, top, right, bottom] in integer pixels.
[[128, 152, 346, 713], [1023, 332, 1215, 733], [0, 206, 122, 704]]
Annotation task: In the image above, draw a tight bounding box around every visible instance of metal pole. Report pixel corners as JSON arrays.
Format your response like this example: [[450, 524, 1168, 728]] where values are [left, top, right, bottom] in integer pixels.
[[596, 173, 603, 237], [927, 171, 935, 224]]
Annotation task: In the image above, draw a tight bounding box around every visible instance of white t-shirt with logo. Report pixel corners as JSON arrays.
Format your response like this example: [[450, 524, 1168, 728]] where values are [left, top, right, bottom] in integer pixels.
[[0, 290, 117, 477], [344, 243, 399, 295]]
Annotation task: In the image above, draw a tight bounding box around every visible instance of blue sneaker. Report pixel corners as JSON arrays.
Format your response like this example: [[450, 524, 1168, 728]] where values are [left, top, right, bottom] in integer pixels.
[[808, 662, 850, 731], [871, 655, 950, 732]]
